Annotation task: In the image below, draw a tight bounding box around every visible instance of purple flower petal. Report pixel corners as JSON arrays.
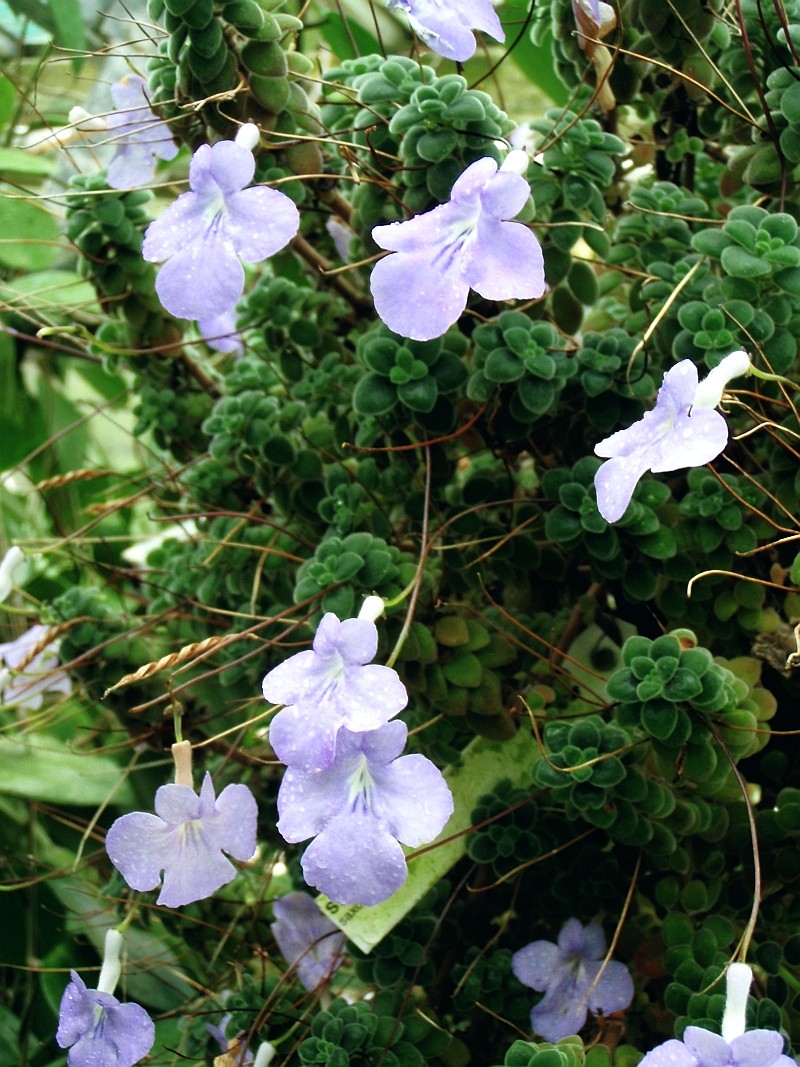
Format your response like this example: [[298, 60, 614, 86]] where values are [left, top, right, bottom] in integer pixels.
[[271, 891, 346, 990], [301, 811, 409, 905], [512, 918, 633, 1041], [224, 186, 300, 262], [531, 984, 592, 1043], [463, 217, 545, 301], [387, 0, 504, 61], [593, 453, 652, 524], [730, 1030, 793, 1067], [369, 248, 469, 342], [154, 224, 245, 320], [106, 773, 257, 908], [56, 971, 155, 1067], [369, 752, 454, 846], [197, 309, 243, 355], [0, 624, 71, 710], [641, 1026, 795, 1067], [640, 1039, 700, 1067], [512, 940, 562, 991], [141, 190, 211, 261]]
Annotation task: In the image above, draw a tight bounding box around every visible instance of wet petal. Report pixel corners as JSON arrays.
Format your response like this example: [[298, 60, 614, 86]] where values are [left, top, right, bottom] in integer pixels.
[[154, 225, 244, 319], [301, 811, 408, 905], [370, 248, 469, 341], [224, 185, 300, 262], [464, 216, 545, 300]]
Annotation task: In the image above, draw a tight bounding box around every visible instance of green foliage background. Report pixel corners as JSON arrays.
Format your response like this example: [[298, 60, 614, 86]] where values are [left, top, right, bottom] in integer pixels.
[[1, 0, 800, 1065]]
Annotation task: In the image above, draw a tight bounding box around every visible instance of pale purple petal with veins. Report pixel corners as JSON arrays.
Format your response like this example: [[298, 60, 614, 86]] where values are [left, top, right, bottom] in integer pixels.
[[56, 971, 154, 1067], [105, 772, 257, 907], [154, 223, 244, 319], [271, 891, 346, 990], [277, 722, 453, 905], [512, 918, 633, 1041], [371, 156, 544, 341]]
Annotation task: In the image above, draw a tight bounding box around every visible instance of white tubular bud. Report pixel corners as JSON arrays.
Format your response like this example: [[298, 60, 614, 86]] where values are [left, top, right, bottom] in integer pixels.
[[501, 149, 529, 175], [235, 123, 260, 151], [68, 106, 107, 131], [358, 595, 385, 623], [252, 1041, 277, 1067], [693, 350, 751, 410], [172, 740, 193, 788], [0, 546, 25, 603], [97, 929, 124, 995], [721, 961, 753, 1043]]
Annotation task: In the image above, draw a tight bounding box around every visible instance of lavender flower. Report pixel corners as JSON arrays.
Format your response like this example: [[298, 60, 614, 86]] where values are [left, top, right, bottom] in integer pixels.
[[262, 610, 408, 771], [387, 0, 505, 61], [106, 73, 178, 190], [105, 771, 257, 908], [593, 351, 751, 523], [511, 917, 634, 1041], [56, 931, 155, 1067], [0, 623, 71, 710], [142, 124, 300, 322], [271, 891, 346, 989], [277, 721, 453, 905], [370, 152, 545, 341], [641, 964, 795, 1067]]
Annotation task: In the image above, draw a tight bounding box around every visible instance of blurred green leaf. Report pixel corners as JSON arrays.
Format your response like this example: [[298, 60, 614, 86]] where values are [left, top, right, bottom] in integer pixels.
[[0, 735, 135, 805], [3, 269, 99, 315], [0, 147, 54, 177], [47, 0, 86, 53], [0, 187, 60, 270]]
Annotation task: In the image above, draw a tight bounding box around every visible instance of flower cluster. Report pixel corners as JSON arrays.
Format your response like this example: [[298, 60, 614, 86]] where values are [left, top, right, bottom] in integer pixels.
[[511, 918, 634, 1040], [263, 601, 453, 905], [142, 124, 300, 328], [370, 152, 545, 341]]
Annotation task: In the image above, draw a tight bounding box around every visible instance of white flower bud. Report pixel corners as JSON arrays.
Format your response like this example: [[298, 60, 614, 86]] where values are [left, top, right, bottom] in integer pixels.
[[0, 546, 25, 603], [721, 961, 753, 1043], [693, 350, 751, 410], [235, 123, 260, 152], [501, 148, 529, 175], [358, 595, 385, 623], [253, 1041, 277, 1067], [97, 929, 124, 995]]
